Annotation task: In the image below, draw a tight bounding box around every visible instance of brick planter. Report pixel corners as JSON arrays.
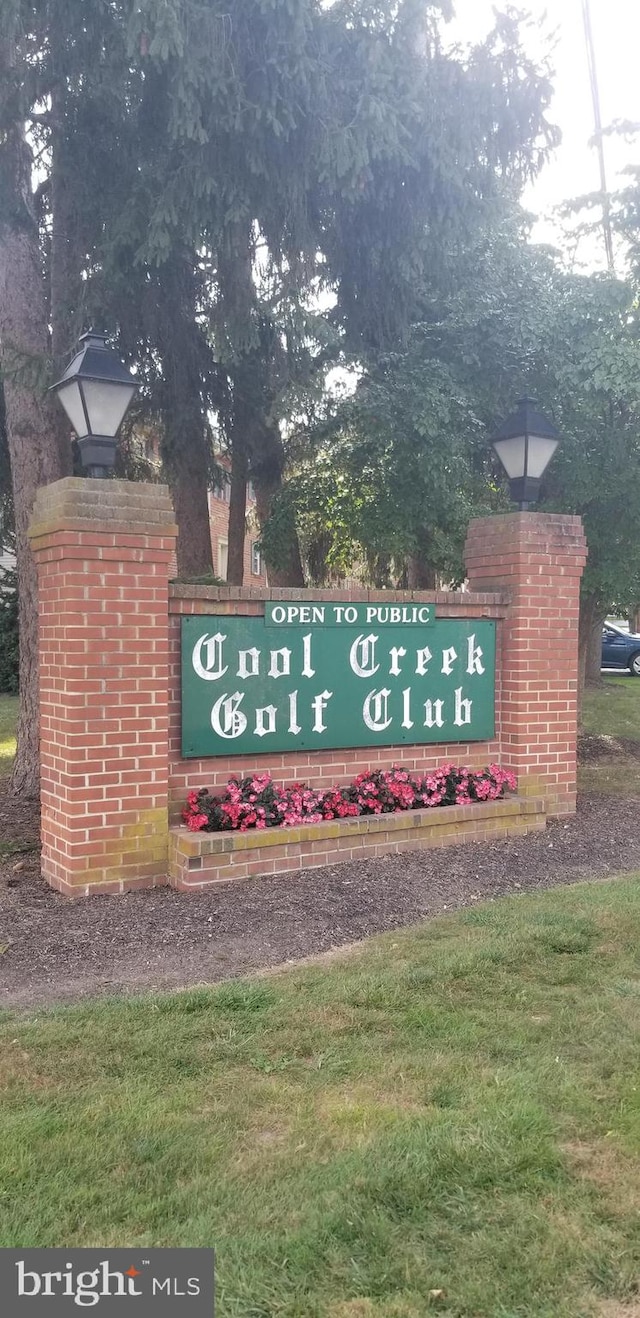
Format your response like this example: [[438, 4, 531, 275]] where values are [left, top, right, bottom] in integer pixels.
[[168, 795, 546, 891]]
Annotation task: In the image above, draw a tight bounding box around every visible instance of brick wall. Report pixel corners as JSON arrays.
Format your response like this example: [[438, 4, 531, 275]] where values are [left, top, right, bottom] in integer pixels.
[[170, 795, 546, 890], [29, 480, 177, 897], [465, 513, 588, 816]]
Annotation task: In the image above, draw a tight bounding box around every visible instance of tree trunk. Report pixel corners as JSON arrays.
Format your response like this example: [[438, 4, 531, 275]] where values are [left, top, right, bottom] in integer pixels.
[[578, 593, 606, 716], [217, 221, 305, 587], [0, 62, 73, 796], [50, 30, 83, 374], [253, 468, 305, 587], [628, 606, 640, 634], [165, 441, 214, 578], [156, 255, 214, 578], [406, 553, 436, 589], [226, 440, 247, 586]]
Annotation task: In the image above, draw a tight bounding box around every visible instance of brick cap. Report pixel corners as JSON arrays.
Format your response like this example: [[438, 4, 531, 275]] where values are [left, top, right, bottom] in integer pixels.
[[466, 511, 587, 542], [468, 511, 584, 528], [169, 583, 508, 606], [464, 510, 588, 567], [28, 477, 177, 544]]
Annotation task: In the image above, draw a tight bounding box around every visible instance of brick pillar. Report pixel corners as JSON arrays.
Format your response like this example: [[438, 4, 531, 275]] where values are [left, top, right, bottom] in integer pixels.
[[28, 478, 177, 895], [464, 513, 588, 818]]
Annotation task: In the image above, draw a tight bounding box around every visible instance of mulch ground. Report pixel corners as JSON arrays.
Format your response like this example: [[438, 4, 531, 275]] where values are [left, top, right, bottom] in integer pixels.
[[1, 741, 639, 1009]]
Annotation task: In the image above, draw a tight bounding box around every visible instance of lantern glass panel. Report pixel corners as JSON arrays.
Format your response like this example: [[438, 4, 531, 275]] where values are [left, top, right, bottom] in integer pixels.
[[492, 435, 526, 480], [55, 380, 89, 438], [527, 435, 559, 478], [81, 380, 136, 437]]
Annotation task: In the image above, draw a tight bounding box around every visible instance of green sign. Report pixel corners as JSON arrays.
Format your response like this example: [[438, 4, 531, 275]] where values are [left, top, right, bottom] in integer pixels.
[[181, 608, 495, 758]]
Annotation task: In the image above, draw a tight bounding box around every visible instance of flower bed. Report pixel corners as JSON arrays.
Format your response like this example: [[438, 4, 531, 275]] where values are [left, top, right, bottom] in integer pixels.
[[182, 764, 517, 834]]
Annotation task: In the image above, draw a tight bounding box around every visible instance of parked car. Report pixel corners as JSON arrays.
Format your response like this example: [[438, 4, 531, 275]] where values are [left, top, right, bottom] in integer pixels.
[[602, 623, 640, 675]]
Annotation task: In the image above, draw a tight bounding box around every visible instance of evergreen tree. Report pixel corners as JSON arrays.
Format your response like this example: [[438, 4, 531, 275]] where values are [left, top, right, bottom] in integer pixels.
[[0, 0, 558, 792]]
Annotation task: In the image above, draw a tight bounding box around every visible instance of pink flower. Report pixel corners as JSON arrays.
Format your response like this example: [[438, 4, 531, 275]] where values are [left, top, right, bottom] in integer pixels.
[[183, 761, 517, 836], [186, 812, 208, 832]]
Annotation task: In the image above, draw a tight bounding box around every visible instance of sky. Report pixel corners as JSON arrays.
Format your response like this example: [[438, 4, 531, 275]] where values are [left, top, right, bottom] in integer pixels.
[[445, 0, 640, 266]]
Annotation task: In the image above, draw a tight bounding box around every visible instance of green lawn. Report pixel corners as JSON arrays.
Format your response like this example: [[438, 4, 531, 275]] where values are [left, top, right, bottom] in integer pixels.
[[580, 677, 640, 796], [582, 675, 640, 740], [0, 694, 17, 776], [2, 879, 640, 1317]]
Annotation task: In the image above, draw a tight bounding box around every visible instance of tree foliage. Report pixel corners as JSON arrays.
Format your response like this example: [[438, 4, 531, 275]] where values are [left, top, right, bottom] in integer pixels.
[[277, 203, 640, 672], [2, 0, 558, 576]]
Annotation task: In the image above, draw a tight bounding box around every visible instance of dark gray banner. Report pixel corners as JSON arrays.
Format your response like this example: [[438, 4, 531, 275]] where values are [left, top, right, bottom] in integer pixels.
[[0, 1249, 214, 1315]]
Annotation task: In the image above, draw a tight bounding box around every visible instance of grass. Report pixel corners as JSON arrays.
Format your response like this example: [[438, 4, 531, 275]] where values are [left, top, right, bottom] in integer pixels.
[[2, 879, 640, 1317], [0, 694, 17, 776], [580, 676, 640, 796], [582, 675, 640, 740], [0, 650, 638, 1313]]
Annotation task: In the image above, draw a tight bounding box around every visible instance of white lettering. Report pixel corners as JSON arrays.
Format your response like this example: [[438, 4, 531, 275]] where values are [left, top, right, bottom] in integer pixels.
[[416, 645, 432, 675], [99, 1263, 131, 1298], [312, 690, 333, 733], [16, 1264, 41, 1296], [268, 647, 291, 678], [454, 687, 472, 726], [344, 606, 357, 623], [364, 604, 432, 625], [14, 1262, 139, 1307], [41, 1273, 62, 1297], [271, 606, 286, 623], [350, 633, 380, 678], [389, 646, 406, 676], [311, 606, 325, 623], [302, 633, 315, 677], [467, 634, 485, 675], [237, 646, 260, 678], [76, 1271, 102, 1306], [363, 688, 392, 732], [192, 632, 227, 680], [211, 692, 247, 740], [424, 698, 445, 728], [288, 691, 301, 734], [402, 688, 413, 729], [441, 646, 457, 676], [255, 705, 277, 737]]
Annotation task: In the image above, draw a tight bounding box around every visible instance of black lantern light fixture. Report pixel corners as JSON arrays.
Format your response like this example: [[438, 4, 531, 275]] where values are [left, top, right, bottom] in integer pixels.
[[49, 331, 138, 478], [492, 397, 561, 511]]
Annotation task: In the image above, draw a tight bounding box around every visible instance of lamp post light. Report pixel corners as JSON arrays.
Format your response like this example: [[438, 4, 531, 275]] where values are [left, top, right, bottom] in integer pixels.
[[50, 331, 138, 478], [492, 397, 561, 511]]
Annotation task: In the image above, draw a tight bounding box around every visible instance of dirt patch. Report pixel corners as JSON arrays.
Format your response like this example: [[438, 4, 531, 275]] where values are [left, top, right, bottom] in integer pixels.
[[578, 733, 640, 762], [2, 790, 640, 1010], [595, 1304, 640, 1317], [561, 1140, 640, 1212]]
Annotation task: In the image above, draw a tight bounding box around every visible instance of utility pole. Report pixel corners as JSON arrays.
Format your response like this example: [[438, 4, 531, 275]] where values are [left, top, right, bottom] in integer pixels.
[[581, 0, 615, 271]]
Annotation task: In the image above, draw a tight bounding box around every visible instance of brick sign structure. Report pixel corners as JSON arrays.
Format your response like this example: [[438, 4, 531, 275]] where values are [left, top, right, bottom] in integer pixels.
[[28, 480, 587, 896]]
